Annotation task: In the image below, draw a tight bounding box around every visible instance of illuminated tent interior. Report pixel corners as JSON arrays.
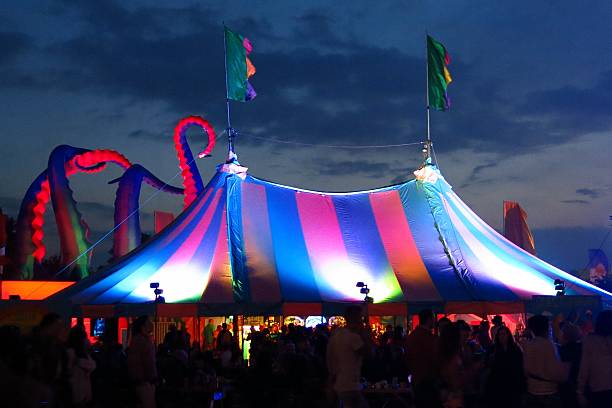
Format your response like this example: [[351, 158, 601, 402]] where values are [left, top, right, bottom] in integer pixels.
[[48, 164, 612, 316]]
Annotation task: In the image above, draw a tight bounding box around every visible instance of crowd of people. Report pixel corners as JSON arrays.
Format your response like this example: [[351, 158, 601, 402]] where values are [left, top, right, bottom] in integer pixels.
[[320, 308, 612, 408], [1, 309, 612, 407]]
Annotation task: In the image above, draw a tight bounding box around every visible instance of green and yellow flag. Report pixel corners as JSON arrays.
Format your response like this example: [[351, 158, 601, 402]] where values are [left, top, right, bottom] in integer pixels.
[[427, 35, 452, 111]]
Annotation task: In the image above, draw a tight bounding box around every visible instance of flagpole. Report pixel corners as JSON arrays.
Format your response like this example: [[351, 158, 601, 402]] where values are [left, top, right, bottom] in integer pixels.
[[425, 33, 432, 163], [223, 24, 236, 162]]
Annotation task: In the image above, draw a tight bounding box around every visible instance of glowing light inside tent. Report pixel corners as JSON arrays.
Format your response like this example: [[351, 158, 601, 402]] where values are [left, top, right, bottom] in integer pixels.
[[328, 316, 346, 326], [305, 316, 326, 328], [446, 190, 612, 297], [320, 259, 369, 300], [284, 316, 304, 326], [319, 259, 401, 302], [129, 264, 209, 303]]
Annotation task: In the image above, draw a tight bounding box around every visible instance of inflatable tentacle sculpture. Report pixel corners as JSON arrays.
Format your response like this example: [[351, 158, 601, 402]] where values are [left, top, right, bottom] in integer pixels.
[[14, 147, 132, 279], [110, 164, 183, 258], [14, 170, 51, 279], [47, 146, 133, 280], [174, 116, 216, 208], [14, 115, 216, 280]]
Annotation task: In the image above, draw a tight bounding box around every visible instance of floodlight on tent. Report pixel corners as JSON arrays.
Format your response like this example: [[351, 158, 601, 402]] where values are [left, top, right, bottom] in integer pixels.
[[356, 282, 365, 288], [554, 279, 566, 296]]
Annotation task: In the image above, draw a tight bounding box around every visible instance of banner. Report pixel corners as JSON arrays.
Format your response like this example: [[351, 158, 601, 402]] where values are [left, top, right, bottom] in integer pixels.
[[503, 201, 536, 255]]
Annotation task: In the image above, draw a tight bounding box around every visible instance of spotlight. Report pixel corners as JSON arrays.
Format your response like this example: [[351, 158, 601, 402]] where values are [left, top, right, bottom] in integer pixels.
[[150, 282, 159, 289], [356, 282, 374, 304], [554, 279, 566, 296], [154, 288, 163, 296]]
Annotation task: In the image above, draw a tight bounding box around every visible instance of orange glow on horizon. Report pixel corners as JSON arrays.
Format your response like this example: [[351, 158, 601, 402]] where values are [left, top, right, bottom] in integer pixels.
[[1, 281, 75, 300]]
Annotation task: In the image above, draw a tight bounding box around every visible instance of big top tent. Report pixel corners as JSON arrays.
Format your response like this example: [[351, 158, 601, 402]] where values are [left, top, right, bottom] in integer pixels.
[[47, 162, 612, 316]]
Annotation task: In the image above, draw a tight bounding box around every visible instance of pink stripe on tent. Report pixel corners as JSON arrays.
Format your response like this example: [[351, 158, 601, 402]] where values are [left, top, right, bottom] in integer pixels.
[[126, 188, 224, 300], [162, 188, 213, 243], [296, 192, 354, 301], [241, 182, 281, 303], [202, 208, 234, 302], [370, 190, 441, 301]]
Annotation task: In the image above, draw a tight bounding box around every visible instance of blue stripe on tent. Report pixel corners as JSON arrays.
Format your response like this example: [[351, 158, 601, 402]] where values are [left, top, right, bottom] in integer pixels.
[[80, 173, 225, 301], [91, 184, 223, 304], [435, 187, 523, 300], [399, 181, 472, 301], [332, 194, 404, 302], [264, 182, 321, 301], [227, 175, 250, 302], [444, 189, 608, 297], [439, 186, 586, 299]]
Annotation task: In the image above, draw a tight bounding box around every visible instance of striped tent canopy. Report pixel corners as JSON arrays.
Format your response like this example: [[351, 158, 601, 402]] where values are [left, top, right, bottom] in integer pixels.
[[54, 164, 612, 314]]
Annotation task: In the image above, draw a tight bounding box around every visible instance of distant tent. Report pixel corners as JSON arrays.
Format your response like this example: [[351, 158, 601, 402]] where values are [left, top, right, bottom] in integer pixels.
[[49, 164, 612, 315], [587, 249, 609, 286], [503, 201, 536, 255], [154, 211, 175, 234]]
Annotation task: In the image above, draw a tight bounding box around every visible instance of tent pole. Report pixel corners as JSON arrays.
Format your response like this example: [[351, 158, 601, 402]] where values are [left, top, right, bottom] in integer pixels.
[[425, 32, 432, 162], [223, 24, 236, 163]]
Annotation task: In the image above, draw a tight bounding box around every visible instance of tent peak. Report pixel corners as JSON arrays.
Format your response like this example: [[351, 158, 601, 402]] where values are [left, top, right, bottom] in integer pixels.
[[217, 161, 248, 180], [414, 159, 445, 184]]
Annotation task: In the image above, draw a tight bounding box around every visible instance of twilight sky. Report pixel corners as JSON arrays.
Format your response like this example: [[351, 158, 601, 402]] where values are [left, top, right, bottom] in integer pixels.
[[1, 0, 612, 271]]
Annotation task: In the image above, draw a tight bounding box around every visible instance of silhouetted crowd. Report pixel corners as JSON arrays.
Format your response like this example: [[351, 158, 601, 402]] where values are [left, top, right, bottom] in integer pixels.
[[1, 309, 612, 408]]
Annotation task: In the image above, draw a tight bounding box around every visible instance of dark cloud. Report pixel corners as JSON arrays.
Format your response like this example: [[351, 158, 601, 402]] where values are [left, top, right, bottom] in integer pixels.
[[560, 199, 590, 205], [128, 129, 163, 141], [76, 201, 115, 215], [576, 188, 600, 199], [0, 196, 22, 216], [389, 171, 415, 185], [516, 70, 612, 140], [522, 71, 612, 118], [2, 1, 612, 274], [533, 226, 611, 272], [460, 160, 499, 188], [2, 1, 603, 161], [0, 31, 31, 64], [316, 159, 391, 178], [291, 10, 356, 52]]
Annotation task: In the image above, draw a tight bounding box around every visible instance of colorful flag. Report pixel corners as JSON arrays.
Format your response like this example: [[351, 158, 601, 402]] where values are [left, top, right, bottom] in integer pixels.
[[225, 27, 257, 102], [503, 201, 536, 255], [427, 35, 452, 111], [587, 249, 609, 285]]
